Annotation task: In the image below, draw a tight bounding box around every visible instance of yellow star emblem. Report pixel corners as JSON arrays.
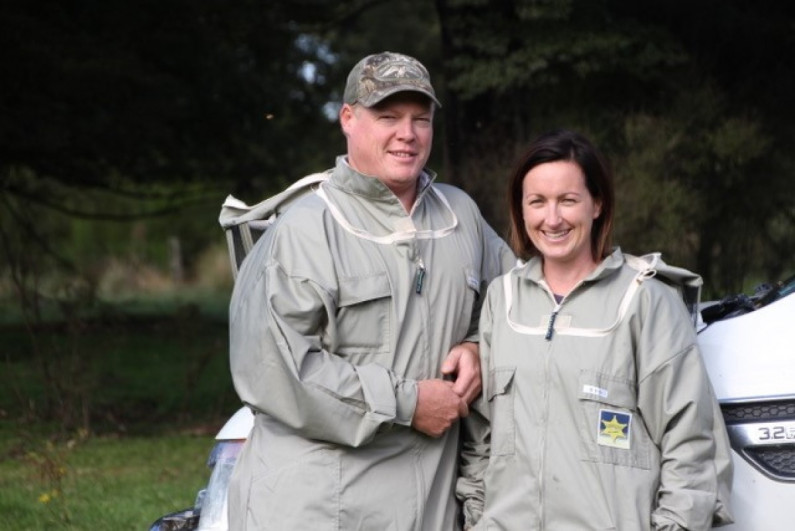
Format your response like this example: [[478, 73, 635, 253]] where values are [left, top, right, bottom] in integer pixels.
[[600, 415, 628, 442]]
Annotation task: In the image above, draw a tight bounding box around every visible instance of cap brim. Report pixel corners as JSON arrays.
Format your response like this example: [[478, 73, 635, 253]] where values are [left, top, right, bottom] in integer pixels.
[[360, 87, 442, 108]]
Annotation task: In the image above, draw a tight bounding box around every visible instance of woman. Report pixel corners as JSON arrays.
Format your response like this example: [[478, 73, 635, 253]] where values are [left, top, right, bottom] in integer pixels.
[[456, 129, 733, 530]]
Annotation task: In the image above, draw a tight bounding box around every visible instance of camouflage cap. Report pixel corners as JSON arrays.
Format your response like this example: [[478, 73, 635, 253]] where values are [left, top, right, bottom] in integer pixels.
[[343, 51, 441, 108]]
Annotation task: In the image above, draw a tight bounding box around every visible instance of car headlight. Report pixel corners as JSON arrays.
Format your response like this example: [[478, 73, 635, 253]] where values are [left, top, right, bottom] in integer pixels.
[[196, 439, 245, 531]]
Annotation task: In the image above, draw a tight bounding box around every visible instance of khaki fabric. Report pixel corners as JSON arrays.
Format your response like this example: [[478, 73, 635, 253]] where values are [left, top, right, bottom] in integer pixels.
[[457, 249, 733, 531], [228, 156, 515, 530]]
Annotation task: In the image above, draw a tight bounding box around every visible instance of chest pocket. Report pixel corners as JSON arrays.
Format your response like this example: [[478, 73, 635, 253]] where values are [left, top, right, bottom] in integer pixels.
[[577, 370, 651, 470], [335, 272, 392, 359]]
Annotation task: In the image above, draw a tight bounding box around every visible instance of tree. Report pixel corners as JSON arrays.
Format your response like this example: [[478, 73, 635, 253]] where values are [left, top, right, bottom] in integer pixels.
[[0, 0, 347, 428], [1, 0, 791, 295], [432, 0, 794, 294], [0, 1, 344, 207]]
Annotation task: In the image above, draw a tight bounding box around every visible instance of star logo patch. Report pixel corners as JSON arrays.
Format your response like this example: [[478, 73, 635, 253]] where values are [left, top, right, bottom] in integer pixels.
[[597, 409, 631, 449]]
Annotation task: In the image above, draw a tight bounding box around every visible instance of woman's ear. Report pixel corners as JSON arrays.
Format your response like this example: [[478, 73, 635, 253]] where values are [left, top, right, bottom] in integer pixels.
[[593, 199, 602, 219]]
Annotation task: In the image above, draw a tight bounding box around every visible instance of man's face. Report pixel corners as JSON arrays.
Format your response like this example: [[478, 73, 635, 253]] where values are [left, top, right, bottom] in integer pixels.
[[340, 92, 434, 197]]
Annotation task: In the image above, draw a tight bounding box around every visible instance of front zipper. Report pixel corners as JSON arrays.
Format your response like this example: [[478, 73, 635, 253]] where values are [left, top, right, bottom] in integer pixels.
[[544, 309, 559, 340], [414, 258, 426, 294], [539, 333, 553, 529]]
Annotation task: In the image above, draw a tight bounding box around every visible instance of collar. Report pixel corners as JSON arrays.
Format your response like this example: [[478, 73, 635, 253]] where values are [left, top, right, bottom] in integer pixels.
[[333, 156, 435, 209], [314, 156, 456, 245], [519, 247, 625, 285]]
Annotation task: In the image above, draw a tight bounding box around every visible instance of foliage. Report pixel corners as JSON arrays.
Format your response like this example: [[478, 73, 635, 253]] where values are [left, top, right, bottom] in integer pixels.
[[0, 295, 237, 433], [0, 0, 340, 192], [0, 179, 233, 433], [433, 0, 794, 293], [1, 0, 792, 303], [612, 83, 792, 296]]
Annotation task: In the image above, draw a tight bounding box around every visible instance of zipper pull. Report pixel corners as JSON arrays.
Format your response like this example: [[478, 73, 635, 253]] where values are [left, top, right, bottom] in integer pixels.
[[415, 259, 426, 294], [545, 310, 559, 341]]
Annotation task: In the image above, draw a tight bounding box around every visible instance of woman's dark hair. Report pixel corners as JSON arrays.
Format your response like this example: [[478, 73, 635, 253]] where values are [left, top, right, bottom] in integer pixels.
[[507, 129, 615, 262]]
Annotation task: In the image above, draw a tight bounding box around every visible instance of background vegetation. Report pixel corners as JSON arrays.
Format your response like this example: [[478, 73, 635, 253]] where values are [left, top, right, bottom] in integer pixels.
[[0, 0, 792, 527], [3, 0, 793, 296]]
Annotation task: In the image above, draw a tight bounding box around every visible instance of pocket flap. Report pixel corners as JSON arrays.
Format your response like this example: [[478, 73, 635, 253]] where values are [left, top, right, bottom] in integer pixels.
[[487, 367, 516, 401], [578, 370, 636, 409], [338, 272, 390, 307]]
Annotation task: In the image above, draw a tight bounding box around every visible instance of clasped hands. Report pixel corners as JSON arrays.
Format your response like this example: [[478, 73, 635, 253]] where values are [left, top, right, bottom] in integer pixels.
[[411, 341, 481, 438]]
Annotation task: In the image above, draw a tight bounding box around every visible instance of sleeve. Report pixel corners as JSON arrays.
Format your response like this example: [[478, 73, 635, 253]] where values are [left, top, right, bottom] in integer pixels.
[[456, 285, 498, 528], [228, 227, 416, 448], [464, 212, 516, 343], [709, 384, 735, 527], [481, 218, 518, 281], [634, 283, 731, 530]]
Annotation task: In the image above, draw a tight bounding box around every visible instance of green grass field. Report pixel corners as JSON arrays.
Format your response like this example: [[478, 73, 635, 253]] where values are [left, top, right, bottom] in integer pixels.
[[0, 426, 211, 530], [0, 293, 240, 530]]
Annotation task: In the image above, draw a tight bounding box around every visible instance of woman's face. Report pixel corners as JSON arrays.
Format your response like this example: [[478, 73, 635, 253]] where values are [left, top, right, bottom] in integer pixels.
[[521, 160, 602, 269]]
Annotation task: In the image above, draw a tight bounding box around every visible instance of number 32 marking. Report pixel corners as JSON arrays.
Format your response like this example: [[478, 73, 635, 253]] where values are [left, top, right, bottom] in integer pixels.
[[758, 426, 795, 440]]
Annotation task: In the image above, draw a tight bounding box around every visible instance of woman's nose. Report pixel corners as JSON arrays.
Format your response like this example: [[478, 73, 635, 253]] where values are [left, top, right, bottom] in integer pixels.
[[545, 203, 562, 225]]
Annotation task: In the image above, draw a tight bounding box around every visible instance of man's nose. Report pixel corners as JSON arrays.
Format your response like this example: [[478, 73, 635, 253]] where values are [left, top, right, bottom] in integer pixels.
[[396, 117, 416, 139]]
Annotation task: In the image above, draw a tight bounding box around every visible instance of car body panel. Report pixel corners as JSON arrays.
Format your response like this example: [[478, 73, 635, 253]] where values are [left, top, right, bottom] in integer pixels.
[[215, 406, 253, 440], [699, 293, 795, 401], [698, 280, 794, 530], [710, 442, 792, 530]]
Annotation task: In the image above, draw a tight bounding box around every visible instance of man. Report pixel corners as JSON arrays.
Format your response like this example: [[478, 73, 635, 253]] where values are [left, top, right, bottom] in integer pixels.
[[227, 51, 515, 530]]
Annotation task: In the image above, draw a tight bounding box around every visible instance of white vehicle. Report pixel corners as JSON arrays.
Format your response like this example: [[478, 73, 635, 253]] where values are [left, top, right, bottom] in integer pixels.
[[697, 275, 795, 530], [149, 274, 794, 531], [148, 406, 252, 531]]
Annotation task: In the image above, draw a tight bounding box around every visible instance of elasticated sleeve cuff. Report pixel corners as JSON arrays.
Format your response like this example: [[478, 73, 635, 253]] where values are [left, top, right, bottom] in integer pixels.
[[394, 379, 418, 426]]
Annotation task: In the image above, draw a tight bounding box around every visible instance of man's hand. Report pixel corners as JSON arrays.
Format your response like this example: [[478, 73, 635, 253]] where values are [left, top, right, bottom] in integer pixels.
[[411, 379, 468, 438], [441, 342, 482, 404]]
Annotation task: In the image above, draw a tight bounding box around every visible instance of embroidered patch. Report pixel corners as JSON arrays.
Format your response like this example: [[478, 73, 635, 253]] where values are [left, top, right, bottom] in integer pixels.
[[597, 409, 631, 449], [582, 385, 608, 399]]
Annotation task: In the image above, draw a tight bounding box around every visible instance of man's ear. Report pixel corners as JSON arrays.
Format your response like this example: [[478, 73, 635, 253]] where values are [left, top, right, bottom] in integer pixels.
[[339, 103, 355, 132]]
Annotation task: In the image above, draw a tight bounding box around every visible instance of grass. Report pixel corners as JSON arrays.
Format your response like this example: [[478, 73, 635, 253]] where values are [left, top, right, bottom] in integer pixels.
[[0, 291, 241, 530], [0, 424, 211, 530], [1, 295, 238, 428]]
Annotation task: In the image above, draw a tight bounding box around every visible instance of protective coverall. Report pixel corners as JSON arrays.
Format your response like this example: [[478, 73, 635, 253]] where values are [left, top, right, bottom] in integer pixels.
[[228, 156, 515, 530], [457, 249, 733, 530]]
